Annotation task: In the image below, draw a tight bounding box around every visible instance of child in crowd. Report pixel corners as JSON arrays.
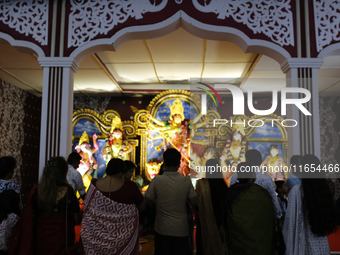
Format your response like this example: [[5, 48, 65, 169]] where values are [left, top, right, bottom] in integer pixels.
[[0, 190, 21, 254]]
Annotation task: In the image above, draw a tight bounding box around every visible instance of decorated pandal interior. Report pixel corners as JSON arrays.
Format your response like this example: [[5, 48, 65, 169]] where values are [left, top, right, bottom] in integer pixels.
[[72, 90, 288, 194]]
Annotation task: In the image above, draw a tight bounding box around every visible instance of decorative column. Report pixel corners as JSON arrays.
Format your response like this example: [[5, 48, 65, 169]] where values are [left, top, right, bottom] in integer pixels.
[[281, 58, 323, 161], [38, 57, 79, 177]]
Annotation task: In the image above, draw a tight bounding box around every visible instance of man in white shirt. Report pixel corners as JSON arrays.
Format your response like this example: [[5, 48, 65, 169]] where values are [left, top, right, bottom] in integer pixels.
[[145, 148, 197, 255], [67, 152, 86, 200]]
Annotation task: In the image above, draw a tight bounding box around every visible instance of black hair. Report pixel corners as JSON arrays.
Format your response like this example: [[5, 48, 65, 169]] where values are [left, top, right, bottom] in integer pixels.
[[290, 155, 302, 166], [275, 180, 285, 193], [245, 149, 262, 167], [106, 158, 125, 176], [159, 163, 165, 175], [0, 156, 17, 179], [301, 154, 337, 236], [0, 190, 21, 223], [237, 162, 255, 184], [67, 152, 82, 165], [205, 158, 223, 179], [124, 160, 136, 173], [163, 149, 181, 168]]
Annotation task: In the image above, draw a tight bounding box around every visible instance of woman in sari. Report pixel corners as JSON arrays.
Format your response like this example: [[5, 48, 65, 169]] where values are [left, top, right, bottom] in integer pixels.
[[196, 158, 228, 255], [283, 154, 337, 254], [9, 157, 81, 255], [225, 162, 275, 255], [81, 158, 145, 255]]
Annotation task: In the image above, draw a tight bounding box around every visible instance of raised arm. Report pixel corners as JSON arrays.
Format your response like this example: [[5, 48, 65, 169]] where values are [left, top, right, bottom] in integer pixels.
[[192, 113, 204, 124], [92, 133, 99, 152], [147, 113, 165, 126]]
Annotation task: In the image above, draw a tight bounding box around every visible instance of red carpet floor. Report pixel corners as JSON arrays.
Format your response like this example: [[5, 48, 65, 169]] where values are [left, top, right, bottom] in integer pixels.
[[329, 228, 340, 252], [75, 225, 340, 252], [75, 225, 81, 242]]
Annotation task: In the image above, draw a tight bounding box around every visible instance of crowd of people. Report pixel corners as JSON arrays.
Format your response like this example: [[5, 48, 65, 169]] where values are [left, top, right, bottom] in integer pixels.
[[0, 148, 338, 255]]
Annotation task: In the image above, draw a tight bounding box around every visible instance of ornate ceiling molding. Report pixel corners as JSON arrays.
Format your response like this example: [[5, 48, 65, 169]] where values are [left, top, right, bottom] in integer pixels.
[[314, 0, 340, 52], [68, 0, 168, 48], [192, 0, 295, 47], [0, 0, 48, 45]]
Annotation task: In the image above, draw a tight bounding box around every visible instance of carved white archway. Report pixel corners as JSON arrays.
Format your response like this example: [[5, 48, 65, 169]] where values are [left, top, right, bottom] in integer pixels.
[[72, 11, 292, 66], [66, 10, 323, 169], [318, 43, 340, 58], [0, 32, 45, 57]]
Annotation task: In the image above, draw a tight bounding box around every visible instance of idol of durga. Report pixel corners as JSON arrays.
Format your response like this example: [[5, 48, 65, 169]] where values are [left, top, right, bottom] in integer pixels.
[[102, 115, 133, 165], [147, 98, 209, 176]]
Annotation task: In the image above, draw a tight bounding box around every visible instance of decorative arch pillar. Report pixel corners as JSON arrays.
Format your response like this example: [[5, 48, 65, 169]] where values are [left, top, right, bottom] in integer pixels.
[[38, 57, 79, 176], [281, 58, 324, 161]]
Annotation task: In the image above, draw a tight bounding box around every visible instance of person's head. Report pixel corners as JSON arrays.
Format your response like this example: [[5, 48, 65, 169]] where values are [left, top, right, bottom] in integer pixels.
[[163, 149, 181, 171], [106, 158, 125, 177], [0, 156, 17, 180], [237, 162, 255, 184], [245, 149, 262, 167], [124, 160, 136, 180], [300, 154, 324, 179], [300, 154, 337, 237], [205, 159, 223, 179], [67, 152, 82, 169], [301, 154, 321, 167], [202, 146, 219, 160], [290, 155, 302, 167], [38, 157, 69, 214], [41, 157, 68, 185], [270, 145, 279, 156], [275, 181, 288, 197], [0, 189, 21, 223]]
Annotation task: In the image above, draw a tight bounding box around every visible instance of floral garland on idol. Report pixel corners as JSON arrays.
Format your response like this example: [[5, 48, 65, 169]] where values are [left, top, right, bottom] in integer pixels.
[[104, 138, 128, 159], [225, 136, 247, 166], [164, 120, 190, 153]]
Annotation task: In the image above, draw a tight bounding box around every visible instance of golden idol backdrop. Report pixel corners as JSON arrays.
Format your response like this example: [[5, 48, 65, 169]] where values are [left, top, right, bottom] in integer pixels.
[[72, 90, 287, 179]]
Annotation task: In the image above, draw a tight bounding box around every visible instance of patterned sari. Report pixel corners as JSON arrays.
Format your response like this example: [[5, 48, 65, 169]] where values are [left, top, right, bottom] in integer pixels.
[[81, 183, 140, 255]]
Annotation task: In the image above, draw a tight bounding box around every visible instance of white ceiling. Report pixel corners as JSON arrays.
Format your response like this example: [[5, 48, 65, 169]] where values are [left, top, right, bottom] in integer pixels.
[[0, 28, 339, 97]]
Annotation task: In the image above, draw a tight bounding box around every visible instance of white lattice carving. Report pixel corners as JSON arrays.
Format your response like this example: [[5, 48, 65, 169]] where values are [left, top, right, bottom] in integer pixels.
[[68, 0, 168, 48], [313, 0, 340, 52], [0, 0, 48, 45], [192, 0, 294, 46]]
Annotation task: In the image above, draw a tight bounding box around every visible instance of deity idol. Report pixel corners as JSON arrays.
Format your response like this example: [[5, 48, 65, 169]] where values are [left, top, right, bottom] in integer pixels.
[[145, 158, 163, 181], [140, 158, 163, 195], [191, 146, 219, 179], [220, 120, 248, 185], [261, 144, 287, 181], [75, 131, 99, 189], [147, 98, 205, 176], [102, 116, 132, 164]]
